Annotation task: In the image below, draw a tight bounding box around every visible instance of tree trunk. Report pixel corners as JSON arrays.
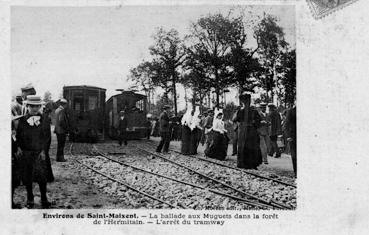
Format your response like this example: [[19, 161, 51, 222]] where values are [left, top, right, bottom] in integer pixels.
[[184, 87, 188, 109], [172, 75, 177, 116], [207, 92, 211, 108], [199, 91, 204, 113], [147, 89, 151, 112], [216, 88, 220, 107]]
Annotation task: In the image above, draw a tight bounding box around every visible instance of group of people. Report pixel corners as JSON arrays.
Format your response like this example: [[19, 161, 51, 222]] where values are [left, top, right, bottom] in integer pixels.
[[11, 84, 69, 209], [153, 92, 297, 176]]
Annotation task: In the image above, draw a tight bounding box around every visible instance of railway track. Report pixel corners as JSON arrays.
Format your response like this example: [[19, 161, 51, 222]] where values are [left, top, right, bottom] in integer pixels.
[[70, 142, 295, 209], [144, 141, 296, 188], [135, 147, 292, 210], [91, 145, 275, 209], [70, 143, 183, 209]]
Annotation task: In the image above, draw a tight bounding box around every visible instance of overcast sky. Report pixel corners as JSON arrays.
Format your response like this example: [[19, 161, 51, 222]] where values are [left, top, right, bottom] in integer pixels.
[[11, 5, 295, 109]]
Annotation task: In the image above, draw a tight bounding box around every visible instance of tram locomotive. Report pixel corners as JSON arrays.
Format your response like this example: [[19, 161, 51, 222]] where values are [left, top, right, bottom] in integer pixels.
[[105, 90, 148, 140], [63, 85, 106, 142]]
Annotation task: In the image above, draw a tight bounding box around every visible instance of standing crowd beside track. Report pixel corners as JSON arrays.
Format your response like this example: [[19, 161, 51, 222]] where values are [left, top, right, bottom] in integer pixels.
[[150, 92, 297, 177], [11, 84, 70, 209]]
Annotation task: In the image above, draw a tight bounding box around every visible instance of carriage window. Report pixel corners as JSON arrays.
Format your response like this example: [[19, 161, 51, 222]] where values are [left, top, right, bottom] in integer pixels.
[[88, 96, 98, 110], [73, 94, 83, 112], [136, 99, 143, 111], [75, 102, 81, 111]]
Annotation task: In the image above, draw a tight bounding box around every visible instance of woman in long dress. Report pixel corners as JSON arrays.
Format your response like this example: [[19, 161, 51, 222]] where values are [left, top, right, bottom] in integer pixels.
[[16, 95, 51, 208], [235, 93, 263, 169], [205, 108, 228, 161], [181, 106, 193, 155], [189, 106, 203, 155]]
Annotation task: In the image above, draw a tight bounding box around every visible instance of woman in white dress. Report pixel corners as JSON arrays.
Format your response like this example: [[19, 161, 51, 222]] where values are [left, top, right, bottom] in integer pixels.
[[189, 106, 203, 155], [205, 108, 228, 160]]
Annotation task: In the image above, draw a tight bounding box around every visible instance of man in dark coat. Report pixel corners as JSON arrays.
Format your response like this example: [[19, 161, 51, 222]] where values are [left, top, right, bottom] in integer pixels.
[[231, 107, 240, 156], [203, 109, 214, 153], [235, 93, 262, 169], [54, 98, 69, 162], [118, 110, 128, 146], [11, 95, 23, 117], [285, 106, 297, 176], [156, 105, 171, 153], [257, 103, 270, 164], [267, 104, 282, 158]]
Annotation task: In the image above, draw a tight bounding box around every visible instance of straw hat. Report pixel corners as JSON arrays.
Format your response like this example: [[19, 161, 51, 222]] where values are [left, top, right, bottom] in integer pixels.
[[25, 95, 43, 105]]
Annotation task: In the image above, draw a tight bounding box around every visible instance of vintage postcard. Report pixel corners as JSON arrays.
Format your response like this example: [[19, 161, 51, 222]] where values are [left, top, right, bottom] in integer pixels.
[[306, 0, 360, 18], [0, 0, 368, 234]]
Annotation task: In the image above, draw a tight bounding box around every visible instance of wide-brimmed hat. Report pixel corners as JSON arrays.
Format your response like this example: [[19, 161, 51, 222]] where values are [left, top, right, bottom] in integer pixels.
[[25, 95, 43, 105], [60, 98, 68, 104], [239, 91, 251, 100], [267, 103, 276, 108], [260, 102, 267, 107]]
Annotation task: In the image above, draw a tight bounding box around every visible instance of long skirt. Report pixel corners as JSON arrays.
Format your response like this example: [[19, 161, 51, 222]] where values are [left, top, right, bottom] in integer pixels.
[[181, 125, 191, 155], [189, 128, 201, 155], [44, 137, 55, 182], [19, 150, 48, 185], [205, 131, 228, 161], [237, 127, 262, 169]]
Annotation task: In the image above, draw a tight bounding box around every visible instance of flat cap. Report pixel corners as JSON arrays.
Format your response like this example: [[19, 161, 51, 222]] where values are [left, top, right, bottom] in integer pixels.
[[21, 84, 35, 92]]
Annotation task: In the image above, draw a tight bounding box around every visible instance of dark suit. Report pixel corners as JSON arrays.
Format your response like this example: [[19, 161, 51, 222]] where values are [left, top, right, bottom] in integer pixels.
[[156, 111, 170, 153], [285, 107, 296, 175], [268, 110, 282, 157], [54, 106, 69, 161], [118, 116, 128, 146]]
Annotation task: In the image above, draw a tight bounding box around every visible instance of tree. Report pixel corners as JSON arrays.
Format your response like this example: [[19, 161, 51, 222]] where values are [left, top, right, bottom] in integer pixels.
[[148, 59, 173, 104], [128, 61, 155, 111], [254, 14, 288, 103], [277, 49, 296, 107], [150, 94, 174, 118], [226, 13, 262, 94], [149, 27, 187, 115], [187, 13, 237, 107]]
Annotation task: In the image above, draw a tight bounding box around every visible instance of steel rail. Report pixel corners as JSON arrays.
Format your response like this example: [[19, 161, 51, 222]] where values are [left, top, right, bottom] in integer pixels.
[[137, 147, 291, 210], [70, 143, 182, 209], [169, 149, 296, 188], [144, 140, 295, 188], [92, 145, 272, 209]]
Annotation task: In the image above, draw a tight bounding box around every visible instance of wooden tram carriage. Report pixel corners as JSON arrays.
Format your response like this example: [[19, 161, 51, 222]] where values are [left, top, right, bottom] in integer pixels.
[[105, 90, 148, 140], [63, 85, 106, 142]]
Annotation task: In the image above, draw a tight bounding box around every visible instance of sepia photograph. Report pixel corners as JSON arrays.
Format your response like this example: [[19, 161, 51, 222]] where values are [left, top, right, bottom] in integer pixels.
[[11, 5, 296, 210]]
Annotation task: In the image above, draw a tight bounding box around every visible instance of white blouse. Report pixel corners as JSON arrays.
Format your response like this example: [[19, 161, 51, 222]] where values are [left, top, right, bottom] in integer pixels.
[[190, 115, 202, 130], [212, 118, 226, 134]]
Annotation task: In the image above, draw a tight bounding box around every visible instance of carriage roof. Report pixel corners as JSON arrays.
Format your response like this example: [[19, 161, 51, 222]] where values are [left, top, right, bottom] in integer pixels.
[[63, 85, 106, 92], [106, 91, 146, 103]]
